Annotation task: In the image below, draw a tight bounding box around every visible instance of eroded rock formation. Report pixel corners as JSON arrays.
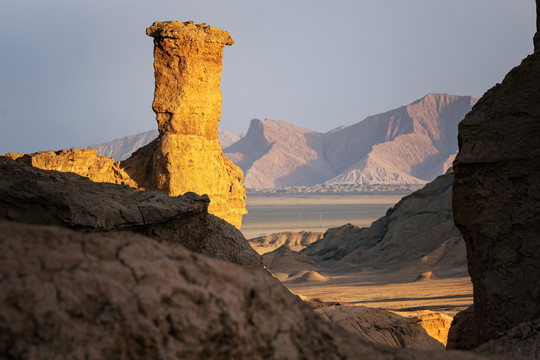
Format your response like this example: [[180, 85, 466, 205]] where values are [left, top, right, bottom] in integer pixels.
[[145, 21, 246, 228], [4, 149, 137, 188], [0, 156, 260, 269], [315, 306, 446, 350], [452, 5, 540, 346], [302, 172, 467, 273], [2, 21, 246, 229]]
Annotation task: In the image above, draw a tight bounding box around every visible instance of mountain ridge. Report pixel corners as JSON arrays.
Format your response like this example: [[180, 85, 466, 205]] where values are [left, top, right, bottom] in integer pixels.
[[225, 93, 477, 189]]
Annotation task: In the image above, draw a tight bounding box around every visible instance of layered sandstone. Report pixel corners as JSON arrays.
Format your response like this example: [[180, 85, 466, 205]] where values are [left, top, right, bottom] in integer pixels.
[[452, 8, 540, 346], [146, 21, 246, 228]]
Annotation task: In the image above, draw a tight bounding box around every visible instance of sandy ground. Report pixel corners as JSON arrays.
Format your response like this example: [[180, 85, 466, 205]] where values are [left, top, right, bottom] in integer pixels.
[[283, 268, 472, 317], [245, 191, 472, 317]]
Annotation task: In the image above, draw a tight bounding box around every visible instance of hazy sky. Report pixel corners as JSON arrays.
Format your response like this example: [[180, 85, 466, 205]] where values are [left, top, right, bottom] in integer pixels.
[[0, 0, 535, 154]]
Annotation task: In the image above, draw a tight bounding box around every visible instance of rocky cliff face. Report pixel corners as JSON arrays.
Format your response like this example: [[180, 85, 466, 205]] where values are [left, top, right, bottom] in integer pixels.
[[452, 13, 540, 346], [0, 156, 260, 269], [3, 21, 247, 229]]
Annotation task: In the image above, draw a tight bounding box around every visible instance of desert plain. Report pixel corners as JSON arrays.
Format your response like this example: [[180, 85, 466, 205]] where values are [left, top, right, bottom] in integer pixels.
[[243, 190, 473, 325]]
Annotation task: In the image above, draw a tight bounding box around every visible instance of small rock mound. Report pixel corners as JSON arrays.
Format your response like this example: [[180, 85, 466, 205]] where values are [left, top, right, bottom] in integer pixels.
[[262, 246, 319, 273], [287, 270, 328, 284], [415, 271, 436, 282]]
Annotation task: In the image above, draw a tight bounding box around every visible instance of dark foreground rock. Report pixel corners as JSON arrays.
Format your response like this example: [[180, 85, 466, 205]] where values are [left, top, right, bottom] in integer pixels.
[[474, 318, 540, 359], [0, 222, 497, 359], [446, 305, 476, 351], [452, 29, 540, 347], [0, 156, 261, 269]]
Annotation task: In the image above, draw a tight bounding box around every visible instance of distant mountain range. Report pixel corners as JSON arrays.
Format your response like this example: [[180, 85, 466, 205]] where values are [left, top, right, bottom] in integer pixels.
[[225, 93, 476, 188], [88, 93, 476, 189]]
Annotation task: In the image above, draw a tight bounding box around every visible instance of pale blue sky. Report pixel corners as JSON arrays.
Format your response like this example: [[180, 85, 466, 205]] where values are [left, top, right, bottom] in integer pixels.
[[0, 0, 535, 154]]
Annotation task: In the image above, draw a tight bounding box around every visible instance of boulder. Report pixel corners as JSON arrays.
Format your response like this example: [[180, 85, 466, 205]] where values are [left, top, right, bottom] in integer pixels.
[[446, 305, 476, 351], [315, 306, 445, 350], [0, 156, 261, 269], [0, 221, 496, 360]]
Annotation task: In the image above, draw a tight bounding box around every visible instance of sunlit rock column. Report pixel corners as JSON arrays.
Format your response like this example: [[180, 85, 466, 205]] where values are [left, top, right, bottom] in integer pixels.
[[146, 21, 246, 229]]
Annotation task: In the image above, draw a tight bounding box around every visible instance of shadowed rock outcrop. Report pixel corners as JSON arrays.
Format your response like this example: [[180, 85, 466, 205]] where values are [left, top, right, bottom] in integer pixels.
[[0, 156, 260, 269], [0, 221, 496, 360], [452, 5, 540, 346], [302, 172, 466, 273], [446, 305, 476, 351]]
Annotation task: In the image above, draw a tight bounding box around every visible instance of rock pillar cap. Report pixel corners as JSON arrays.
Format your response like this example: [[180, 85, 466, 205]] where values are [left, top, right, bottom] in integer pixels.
[[146, 21, 234, 45]]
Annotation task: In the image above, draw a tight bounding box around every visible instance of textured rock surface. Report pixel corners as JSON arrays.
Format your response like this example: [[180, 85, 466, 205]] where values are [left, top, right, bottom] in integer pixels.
[[315, 306, 445, 350], [302, 173, 466, 273], [0, 156, 261, 269], [409, 311, 453, 347], [452, 26, 540, 344], [474, 318, 540, 359], [250, 230, 324, 254], [0, 221, 496, 360], [147, 21, 246, 228], [447, 306, 477, 351], [262, 246, 319, 274], [5, 149, 137, 188]]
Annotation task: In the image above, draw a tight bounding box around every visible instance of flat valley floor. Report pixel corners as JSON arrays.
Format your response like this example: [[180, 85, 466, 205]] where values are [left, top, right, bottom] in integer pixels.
[[241, 192, 405, 239]]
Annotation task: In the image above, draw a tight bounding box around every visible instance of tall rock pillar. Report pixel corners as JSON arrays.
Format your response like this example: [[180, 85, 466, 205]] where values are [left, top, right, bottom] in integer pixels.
[[146, 21, 246, 229]]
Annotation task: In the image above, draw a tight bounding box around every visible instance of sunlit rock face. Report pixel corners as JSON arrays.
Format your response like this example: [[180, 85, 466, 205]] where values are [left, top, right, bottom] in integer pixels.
[[2, 21, 246, 229], [452, 12, 540, 346], [4, 149, 138, 188], [146, 21, 246, 229]]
